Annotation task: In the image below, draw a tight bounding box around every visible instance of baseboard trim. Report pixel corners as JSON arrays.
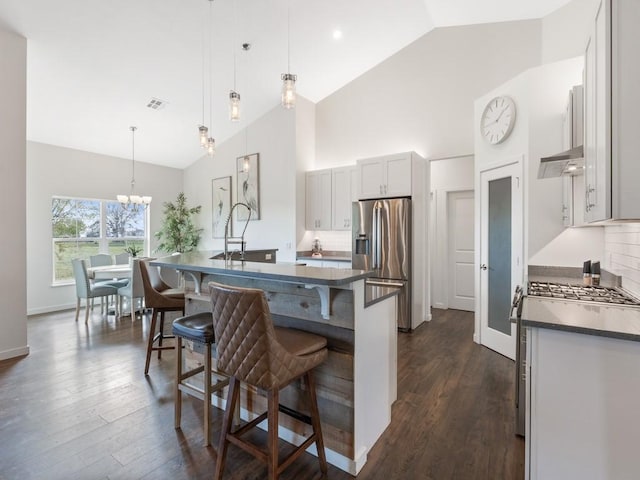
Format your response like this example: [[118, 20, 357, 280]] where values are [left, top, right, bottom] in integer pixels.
[[28, 303, 76, 316], [0, 345, 30, 361]]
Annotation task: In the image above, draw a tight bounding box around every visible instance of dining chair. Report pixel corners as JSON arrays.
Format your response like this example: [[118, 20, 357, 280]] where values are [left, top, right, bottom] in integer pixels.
[[114, 252, 130, 265], [139, 260, 185, 375], [209, 281, 328, 480], [117, 258, 145, 319], [88, 253, 120, 313], [71, 258, 118, 324]]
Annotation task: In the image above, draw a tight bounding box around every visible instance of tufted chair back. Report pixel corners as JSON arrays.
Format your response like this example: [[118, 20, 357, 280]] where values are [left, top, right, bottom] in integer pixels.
[[209, 281, 327, 391]]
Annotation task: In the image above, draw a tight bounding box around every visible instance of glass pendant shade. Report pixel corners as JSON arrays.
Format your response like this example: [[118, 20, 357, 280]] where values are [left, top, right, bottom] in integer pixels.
[[207, 137, 216, 156], [229, 91, 241, 122], [117, 194, 129, 204], [281, 73, 297, 109], [198, 125, 209, 147]]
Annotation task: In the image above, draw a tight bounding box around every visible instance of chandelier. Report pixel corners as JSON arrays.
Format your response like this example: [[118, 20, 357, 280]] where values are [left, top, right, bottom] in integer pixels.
[[117, 126, 151, 209]]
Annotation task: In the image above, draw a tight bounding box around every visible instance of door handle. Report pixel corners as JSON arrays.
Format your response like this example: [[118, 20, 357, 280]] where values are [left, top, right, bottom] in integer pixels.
[[480, 264, 488, 270]]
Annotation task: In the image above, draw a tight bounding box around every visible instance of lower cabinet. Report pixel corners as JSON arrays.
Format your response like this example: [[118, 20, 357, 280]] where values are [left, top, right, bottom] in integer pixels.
[[527, 327, 640, 479]]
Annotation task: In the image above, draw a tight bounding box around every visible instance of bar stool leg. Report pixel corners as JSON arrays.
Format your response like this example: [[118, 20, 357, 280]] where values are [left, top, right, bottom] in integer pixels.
[[144, 309, 158, 375], [305, 371, 328, 473], [204, 342, 212, 446], [267, 388, 279, 480], [158, 311, 165, 359], [215, 377, 240, 480], [174, 336, 183, 429]]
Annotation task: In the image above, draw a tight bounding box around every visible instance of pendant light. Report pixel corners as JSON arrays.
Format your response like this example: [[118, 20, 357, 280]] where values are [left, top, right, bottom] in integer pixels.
[[197, 0, 215, 155], [206, 0, 215, 156], [228, 0, 241, 122], [281, 8, 296, 109], [117, 126, 151, 210]]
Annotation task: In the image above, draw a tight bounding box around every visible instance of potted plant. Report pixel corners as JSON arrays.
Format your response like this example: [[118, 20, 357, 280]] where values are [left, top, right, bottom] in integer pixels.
[[124, 243, 143, 257], [155, 192, 203, 253]]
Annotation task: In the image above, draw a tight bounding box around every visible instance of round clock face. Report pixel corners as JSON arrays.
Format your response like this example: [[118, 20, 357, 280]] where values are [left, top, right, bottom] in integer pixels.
[[481, 95, 516, 145]]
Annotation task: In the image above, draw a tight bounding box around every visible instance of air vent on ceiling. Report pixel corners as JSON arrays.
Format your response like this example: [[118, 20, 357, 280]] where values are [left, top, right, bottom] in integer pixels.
[[146, 97, 168, 110]]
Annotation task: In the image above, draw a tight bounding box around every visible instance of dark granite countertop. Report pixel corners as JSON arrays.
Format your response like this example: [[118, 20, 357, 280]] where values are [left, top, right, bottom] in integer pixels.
[[521, 296, 640, 342], [365, 283, 401, 308], [150, 251, 371, 286]]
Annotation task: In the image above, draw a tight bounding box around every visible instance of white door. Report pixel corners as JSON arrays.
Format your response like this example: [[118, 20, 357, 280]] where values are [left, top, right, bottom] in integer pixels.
[[448, 191, 475, 311], [479, 161, 523, 360]]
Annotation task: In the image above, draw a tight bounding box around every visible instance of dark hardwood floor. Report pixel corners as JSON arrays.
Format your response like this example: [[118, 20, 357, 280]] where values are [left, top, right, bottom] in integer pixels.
[[0, 307, 523, 480]]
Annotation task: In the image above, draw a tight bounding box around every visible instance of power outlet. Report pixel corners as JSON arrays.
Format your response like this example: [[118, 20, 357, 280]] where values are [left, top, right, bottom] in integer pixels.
[[285, 242, 292, 250]]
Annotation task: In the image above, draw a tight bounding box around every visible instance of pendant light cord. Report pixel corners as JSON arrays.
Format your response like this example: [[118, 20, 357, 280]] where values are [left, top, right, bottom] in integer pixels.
[[287, 8, 291, 73], [208, 0, 213, 131], [130, 126, 136, 193]]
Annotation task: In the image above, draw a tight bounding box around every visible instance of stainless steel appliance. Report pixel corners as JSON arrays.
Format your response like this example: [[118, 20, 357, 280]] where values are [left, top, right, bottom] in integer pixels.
[[352, 197, 411, 331], [511, 286, 525, 437], [512, 281, 640, 437]]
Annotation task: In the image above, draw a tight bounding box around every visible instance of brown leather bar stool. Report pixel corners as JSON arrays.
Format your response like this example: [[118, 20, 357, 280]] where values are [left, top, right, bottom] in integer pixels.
[[172, 312, 230, 446], [139, 260, 185, 375], [209, 281, 328, 480]]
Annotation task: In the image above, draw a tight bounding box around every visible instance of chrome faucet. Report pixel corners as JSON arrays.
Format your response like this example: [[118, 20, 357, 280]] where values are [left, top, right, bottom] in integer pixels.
[[224, 202, 251, 263]]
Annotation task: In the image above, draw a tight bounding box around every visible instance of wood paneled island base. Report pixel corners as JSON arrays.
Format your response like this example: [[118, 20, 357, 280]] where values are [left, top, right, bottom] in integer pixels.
[[150, 253, 399, 475]]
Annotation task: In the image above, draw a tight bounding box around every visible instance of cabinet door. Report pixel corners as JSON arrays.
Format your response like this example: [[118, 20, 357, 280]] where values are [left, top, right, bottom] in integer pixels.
[[358, 159, 385, 199], [332, 166, 357, 230], [561, 175, 573, 227], [584, 0, 611, 222], [384, 155, 412, 197], [305, 170, 332, 230]]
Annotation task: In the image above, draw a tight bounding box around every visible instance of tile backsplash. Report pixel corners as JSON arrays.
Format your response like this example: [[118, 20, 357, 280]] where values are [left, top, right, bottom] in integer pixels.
[[298, 230, 351, 253], [604, 223, 640, 297]]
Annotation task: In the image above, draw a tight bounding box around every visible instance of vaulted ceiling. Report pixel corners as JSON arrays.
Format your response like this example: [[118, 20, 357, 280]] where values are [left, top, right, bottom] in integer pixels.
[[0, 0, 571, 168]]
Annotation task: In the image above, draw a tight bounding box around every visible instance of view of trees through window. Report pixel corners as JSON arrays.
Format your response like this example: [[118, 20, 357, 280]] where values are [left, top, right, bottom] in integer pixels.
[[52, 197, 147, 283]]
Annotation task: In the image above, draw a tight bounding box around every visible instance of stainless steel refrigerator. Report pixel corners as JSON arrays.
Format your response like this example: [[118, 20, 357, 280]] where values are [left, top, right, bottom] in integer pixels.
[[352, 197, 412, 331]]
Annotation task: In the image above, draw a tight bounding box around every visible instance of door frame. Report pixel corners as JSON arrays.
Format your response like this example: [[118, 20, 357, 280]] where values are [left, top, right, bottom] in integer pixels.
[[474, 156, 524, 359]]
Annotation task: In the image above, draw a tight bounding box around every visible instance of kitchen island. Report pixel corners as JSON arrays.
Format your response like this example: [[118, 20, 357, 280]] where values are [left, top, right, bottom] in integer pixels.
[[150, 252, 400, 475], [521, 295, 640, 480]]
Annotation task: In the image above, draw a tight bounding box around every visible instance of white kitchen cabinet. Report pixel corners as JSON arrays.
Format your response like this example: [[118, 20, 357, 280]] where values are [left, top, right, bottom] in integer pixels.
[[357, 153, 413, 199], [527, 327, 640, 479], [301, 259, 351, 269], [305, 169, 332, 230], [583, 0, 640, 222], [332, 166, 358, 230]]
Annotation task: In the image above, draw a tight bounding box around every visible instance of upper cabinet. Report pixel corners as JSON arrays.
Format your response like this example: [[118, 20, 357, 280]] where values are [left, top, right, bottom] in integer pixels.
[[306, 166, 357, 231], [332, 166, 358, 230], [583, 0, 640, 222], [305, 169, 332, 230], [357, 153, 413, 199]]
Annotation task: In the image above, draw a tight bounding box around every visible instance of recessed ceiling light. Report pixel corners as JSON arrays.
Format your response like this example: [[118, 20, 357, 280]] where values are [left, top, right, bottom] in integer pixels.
[[332, 29, 343, 40]]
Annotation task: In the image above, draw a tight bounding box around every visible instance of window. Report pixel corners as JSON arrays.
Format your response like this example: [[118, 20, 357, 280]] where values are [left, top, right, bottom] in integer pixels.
[[52, 197, 147, 284]]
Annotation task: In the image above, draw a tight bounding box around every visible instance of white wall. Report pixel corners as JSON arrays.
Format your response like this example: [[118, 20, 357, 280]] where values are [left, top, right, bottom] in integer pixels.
[[183, 103, 299, 263], [430, 154, 474, 309], [0, 27, 28, 360], [474, 57, 587, 268], [541, 0, 601, 64], [315, 20, 542, 167], [27, 141, 183, 314]]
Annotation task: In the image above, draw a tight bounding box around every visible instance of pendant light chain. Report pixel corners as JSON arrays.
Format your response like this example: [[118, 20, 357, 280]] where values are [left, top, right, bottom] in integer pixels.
[[131, 126, 136, 192]]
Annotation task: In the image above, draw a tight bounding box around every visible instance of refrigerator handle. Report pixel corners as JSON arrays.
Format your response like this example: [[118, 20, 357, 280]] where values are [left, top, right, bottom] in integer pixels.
[[372, 202, 382, 270]]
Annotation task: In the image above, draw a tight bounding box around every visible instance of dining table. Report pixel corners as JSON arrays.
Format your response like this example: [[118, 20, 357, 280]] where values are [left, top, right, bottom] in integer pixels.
[[87, 264, 132, 280]]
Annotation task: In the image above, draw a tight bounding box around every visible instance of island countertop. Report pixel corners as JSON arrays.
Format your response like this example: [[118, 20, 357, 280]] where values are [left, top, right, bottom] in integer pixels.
[[150, 251, 372, 286]]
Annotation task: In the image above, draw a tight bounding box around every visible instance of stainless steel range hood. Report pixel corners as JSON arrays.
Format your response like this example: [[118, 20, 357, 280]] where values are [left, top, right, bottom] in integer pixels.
[[537, 145, 584, 178], [538, 84, 584, 179]]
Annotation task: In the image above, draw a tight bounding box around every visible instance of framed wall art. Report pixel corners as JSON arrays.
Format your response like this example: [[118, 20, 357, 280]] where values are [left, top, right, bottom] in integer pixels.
[[236, 153, 259, 220], [212, 176, 232, 238]]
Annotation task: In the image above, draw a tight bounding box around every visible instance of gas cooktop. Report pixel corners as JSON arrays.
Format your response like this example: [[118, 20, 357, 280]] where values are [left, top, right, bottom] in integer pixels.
[[528, 281, 640, 306]]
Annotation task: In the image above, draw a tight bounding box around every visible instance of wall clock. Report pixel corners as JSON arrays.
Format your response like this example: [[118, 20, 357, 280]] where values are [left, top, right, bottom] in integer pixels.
[[480, 95, 516, 145]]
